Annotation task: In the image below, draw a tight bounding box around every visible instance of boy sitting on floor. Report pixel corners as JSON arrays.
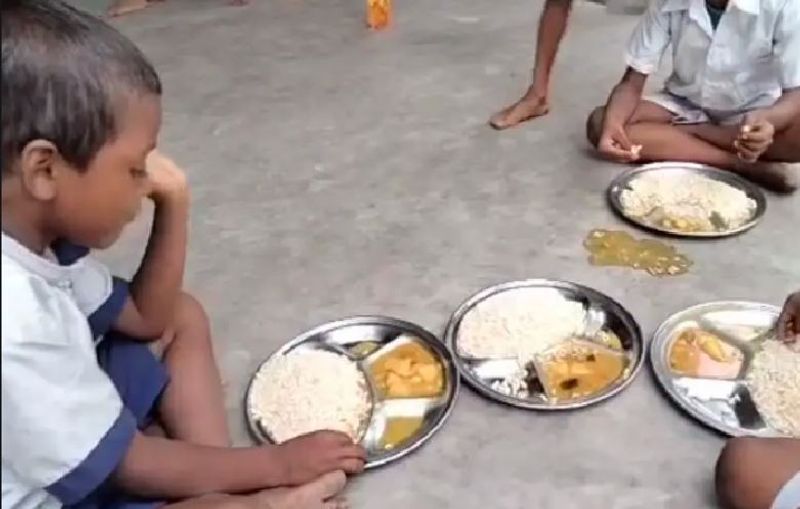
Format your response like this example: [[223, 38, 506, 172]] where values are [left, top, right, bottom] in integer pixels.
[[586, 0, 800, 193], [1, 2, 364, 509], [716, 291, 800, 509]]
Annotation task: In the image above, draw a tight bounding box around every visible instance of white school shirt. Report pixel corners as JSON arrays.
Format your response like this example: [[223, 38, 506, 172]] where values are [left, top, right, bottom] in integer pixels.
[[625, 0, 800, 113], [1, 233, 136, 509]]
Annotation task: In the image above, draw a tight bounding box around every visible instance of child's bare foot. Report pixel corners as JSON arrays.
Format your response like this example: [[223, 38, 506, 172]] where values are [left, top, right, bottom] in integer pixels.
[[735, 161, 799, 194], [489, 88, 550, 130], [107, 0, 151, 17], [251, 471, 348, 509]]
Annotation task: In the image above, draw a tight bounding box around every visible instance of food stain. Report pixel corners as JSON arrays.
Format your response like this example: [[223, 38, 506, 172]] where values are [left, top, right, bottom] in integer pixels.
[[380, 417, 424, 450], [584, 229, 692, 277]]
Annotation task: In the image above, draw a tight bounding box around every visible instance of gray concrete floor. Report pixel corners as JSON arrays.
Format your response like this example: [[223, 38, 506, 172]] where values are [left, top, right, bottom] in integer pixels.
[[101, 0, 800, 507]]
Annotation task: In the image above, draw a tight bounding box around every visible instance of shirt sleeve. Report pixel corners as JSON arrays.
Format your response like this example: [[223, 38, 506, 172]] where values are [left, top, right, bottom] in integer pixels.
[[1, 275, 137, 505], [775, 0, 800, 89], [69, 255, 130, 339], [625, 0, 672, 75]]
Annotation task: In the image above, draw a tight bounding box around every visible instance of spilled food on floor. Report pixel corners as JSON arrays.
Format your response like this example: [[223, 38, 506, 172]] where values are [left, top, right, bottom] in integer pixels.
[[584, 229, 692, 277]]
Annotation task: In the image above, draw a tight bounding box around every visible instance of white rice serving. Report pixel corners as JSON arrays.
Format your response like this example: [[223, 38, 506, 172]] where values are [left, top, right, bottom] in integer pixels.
[[250, 350, 370, 443], [747, 341, 800, 438], [458, 288, 586, 362], [620, 172, 756, 230]]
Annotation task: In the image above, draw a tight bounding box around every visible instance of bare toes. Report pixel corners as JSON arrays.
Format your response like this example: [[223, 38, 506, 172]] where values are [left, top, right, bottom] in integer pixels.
[[489, 98, 549, 130]]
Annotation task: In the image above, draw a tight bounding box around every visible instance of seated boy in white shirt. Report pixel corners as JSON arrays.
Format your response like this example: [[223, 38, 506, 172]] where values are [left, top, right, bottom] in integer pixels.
[[715, 292, 800, 509], [586, 0, 800, 193], [1, 2, 364, 509]]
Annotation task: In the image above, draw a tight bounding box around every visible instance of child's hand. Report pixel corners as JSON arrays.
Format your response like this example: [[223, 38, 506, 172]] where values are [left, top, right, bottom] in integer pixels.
[[274, 431, 366, 485], [735, 114, 775, 163], [146, 150, 188, 204], [598, 124, 642, 163], [778, 292, 800, 344]]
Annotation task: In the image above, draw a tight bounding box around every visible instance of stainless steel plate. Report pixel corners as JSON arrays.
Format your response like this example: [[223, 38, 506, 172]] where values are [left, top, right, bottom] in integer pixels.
[[651, 301, 785, 437], [607, 162, 767, 238], [245, 316, 460, 468], [445, 279, 644, 410]]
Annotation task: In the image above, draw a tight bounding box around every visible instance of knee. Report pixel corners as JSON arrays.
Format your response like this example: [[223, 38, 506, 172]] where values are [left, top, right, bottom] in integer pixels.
[[160, 292, 211, 351], [586, 106, 605, 148], [716, 438, 760, 509]]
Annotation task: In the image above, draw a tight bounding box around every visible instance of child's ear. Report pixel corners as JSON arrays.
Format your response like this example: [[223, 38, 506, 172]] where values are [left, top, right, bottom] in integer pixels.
[[18, 139, 60, 201]]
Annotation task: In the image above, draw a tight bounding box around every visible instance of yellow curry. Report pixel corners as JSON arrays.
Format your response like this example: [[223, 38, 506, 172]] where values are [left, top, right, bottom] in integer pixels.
[[371, 342, 444, 399]]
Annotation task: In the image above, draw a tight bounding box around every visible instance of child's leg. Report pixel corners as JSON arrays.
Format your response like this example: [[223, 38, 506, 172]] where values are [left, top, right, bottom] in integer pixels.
[[164, 471, 347, 509], [489, 0, 573, 129], [764, 115, 800, 163], [716, 438, 800, 509], [155, 293, 230, 447], [586, 103, 798, 192]]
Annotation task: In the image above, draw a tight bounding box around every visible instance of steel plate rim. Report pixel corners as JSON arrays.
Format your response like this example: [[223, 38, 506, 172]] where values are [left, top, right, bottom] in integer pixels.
[[607, 162, 768, 238], [650, 301, 783, 438], [445, 279, 645, 411], [245, 315, 461, 469]]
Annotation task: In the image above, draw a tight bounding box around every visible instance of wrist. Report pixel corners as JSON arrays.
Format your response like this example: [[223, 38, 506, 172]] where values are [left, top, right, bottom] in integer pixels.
[[152, 188, 190, 209]]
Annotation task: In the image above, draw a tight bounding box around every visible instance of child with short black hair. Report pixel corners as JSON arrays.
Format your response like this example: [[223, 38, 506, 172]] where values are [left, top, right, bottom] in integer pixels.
[[587, 0, 800, 193], [1, 2, 363, 509]]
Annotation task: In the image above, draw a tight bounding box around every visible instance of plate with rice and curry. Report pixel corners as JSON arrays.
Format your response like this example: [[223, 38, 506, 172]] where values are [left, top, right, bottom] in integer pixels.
[[245, 316, 459, 468], [651, 301, 800, 438], [607, 162, 767, 238], [445, 279, 645, 410]]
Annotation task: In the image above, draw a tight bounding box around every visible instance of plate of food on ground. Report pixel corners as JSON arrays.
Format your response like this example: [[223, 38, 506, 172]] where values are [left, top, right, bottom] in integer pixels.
[[445, 279, 644, 410], [607, 162, 767, 238], [245, 316, 460, 468], [651, 301, 800, 438]]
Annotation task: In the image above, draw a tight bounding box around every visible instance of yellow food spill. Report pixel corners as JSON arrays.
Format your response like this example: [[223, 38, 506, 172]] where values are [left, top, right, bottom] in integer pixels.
[[371, 342, 444, 399], [584, 229, 692, 277], [539, 342, 626, 402], [669, 328, 743, 379], [380, 417, 424, 450], [366, 0, 392, 29]]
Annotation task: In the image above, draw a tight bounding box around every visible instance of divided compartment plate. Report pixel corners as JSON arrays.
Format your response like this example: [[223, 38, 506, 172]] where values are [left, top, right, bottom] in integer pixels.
[[245, 316, 460, 468], [650, 301, 786, 437], [445, 279, 644, 410]]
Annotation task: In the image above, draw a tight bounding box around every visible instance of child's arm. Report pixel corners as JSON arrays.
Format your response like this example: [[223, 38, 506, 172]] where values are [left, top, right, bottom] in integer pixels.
[[744, 89, 800, 133], [597, 0, 669, 162], [114, 151, 189, 340], [597, 68, 648, 162], [735, 89, 800, 161], [114, 431, 366, 498]]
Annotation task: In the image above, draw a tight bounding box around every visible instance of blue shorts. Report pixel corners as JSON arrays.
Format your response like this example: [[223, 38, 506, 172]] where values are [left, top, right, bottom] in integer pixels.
[[68, 334, 169, 509]]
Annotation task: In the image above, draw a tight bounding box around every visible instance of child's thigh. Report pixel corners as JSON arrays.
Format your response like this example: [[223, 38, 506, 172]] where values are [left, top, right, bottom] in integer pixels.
[[628, 100, 675, 125]]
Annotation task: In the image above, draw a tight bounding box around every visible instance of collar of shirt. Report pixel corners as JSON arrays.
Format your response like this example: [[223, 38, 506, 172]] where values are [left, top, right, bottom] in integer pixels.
[[1, 232, 71, 285], [661, 0, 760, 16], [660, 0, 760, 38]]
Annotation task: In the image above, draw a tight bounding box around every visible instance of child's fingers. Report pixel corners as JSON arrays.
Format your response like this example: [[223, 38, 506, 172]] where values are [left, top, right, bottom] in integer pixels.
[[600, 139, 638, 163], [304, 471, 347, 501], [733, 141, 761, 162], [338, 444, 367, 461], [336, 458, 366, 474]]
